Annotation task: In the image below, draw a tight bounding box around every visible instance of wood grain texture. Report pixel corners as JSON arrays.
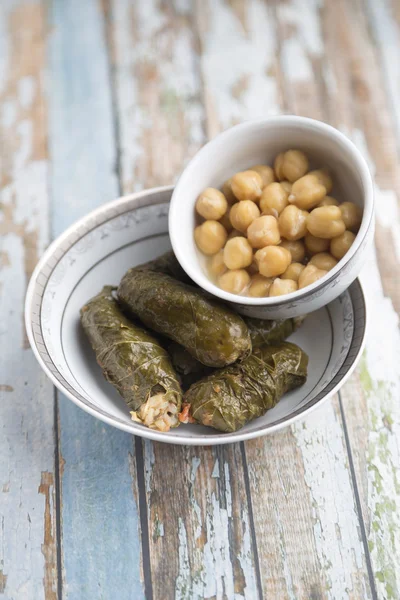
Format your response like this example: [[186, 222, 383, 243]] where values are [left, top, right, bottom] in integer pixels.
[[0, 1, 58, 599], [317, 0, 400, 596], [109, 1, 261, 597], [109, 0, 204, 193], [196, 1, 373, 598], [2, 0, 399, 598], [143, 441, 259, 599], [322, 0, 400, 314], [48, 1, 145, 598]]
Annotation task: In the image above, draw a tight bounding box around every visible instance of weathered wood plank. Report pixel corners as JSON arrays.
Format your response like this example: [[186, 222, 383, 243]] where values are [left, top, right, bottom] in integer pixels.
[[275, 0, 327, 121], [319, 0, 400, 596], [196, 1, 373, 597], [48, 1, 145, 598], [143, 441, 260, 600], [322, 0, 400, 315], [340, 256, 400, 600], [109, 0, 204, 194], [365, 0, 400, 154], [109, 1, 260, 597], [0, 1, 58, 599]]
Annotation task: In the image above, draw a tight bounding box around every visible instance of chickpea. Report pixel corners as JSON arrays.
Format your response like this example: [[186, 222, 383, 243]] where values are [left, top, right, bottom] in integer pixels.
[[280, 239, 306, 262], [260, 182, 289, 216], [274, 152, 285, 180], [194, 220, 227, 255], [309, 252, 338, 271], [250, 165, 275, 188], [278, 205, 309, 241], [304, 233, 330, 255], [228, 229, 242, 240], [222, 178, 237, 205], [281, 150, 309, 183], [269, 278, 298, 296], [223, 237, 253, 270], [248, 274, 273, 297], [318, 196, 339, 207], [307, 206, 346, 239], [247, 215, 281, 248], [339, 202, 362, 232], [219, 209, 233, 233], [196, 188, 228, 220], [209, 250, 227, 277], [298, 264, 328, 289], [255, 246, 291, 278], [282, 262, 305, 282], [330, 230, 356, 260], [230, 200, 260, 233], [309, 168, 333, 194], [280, 181, 292, 194], [288, 174, 326, 210], [231, 170, 263, 201], [219, 269, 250, 294]]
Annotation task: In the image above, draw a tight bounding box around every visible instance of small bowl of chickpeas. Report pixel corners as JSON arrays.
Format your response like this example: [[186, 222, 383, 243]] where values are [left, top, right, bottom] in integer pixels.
[[170, 116, 374, 319]]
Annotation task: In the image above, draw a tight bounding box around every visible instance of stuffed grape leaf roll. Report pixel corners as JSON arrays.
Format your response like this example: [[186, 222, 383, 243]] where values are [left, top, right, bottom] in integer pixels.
[[167, 341, 214, 390], [117, 270, 251, 367], [80, 286, 182, 431], [182, 342, 308, 432], [246, 316, 305, 348], [134, 250, 192, 284], [168, 317, 305, 388]]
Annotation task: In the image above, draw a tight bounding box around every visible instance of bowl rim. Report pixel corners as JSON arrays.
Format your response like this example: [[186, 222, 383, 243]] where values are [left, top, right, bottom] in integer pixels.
[[25, 187, 368, 445], [169, 115, 374, 306]]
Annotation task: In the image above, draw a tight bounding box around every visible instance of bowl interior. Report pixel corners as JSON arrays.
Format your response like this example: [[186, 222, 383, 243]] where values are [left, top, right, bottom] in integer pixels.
[[27, 188, 366, 444], [170, 117, 370, 305]]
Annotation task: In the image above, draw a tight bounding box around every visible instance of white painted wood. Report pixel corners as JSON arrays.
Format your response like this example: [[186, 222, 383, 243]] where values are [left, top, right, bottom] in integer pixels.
[[0, 1, 57, 599], [342, 128, 400, 599], [111, 0, 205, 193], [197, 0, 281, 135], [366, 0, 400, 149], [196, 0, 372, 597], [315, 0, 400, 594]]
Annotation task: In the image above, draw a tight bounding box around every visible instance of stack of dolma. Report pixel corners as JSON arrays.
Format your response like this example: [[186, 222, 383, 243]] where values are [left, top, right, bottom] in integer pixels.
[[81, 252, 308, 433]]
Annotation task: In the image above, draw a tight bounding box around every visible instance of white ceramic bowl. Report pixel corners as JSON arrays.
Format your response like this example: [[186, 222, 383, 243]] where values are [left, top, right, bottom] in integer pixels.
[[25, 187, 367, 445], [170, 116, 374, 319]]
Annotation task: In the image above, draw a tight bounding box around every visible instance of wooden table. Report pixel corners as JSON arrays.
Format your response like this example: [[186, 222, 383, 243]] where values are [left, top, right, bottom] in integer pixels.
[[1, 1, 399, 598]]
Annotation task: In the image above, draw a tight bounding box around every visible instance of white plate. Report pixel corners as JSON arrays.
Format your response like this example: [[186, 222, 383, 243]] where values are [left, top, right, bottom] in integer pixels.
[[25, 186, 367, 445]]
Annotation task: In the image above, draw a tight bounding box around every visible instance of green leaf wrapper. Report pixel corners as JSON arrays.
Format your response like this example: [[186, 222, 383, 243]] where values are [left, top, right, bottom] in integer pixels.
[[117, 271, 252, 367], [183, 342, 308, 432], [167, 341, 214, 390], [168, 317, 305, 388], [245, 316, 305, 348], [80, 286, 182, 431], [134, 250, 192, 284]]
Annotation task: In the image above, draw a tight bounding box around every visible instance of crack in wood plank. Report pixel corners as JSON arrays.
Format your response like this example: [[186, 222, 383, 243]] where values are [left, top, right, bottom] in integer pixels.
[[38, 472, 57, 600]]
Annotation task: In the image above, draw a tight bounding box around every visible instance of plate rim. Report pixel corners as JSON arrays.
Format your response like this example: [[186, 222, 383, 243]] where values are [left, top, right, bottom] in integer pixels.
[[25, 188, 368, 446]]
